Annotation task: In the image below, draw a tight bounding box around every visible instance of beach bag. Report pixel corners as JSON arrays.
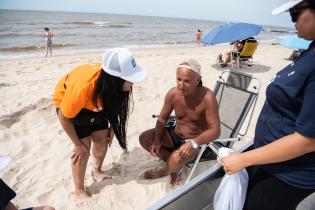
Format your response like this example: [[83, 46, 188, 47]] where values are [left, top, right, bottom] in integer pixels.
[[213, 147, 249, 210], [71, 109, 104, 125]]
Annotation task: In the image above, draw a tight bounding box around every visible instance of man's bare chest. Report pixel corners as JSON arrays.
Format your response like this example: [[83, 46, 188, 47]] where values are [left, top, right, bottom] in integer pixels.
[[173, 101, 205, 121]]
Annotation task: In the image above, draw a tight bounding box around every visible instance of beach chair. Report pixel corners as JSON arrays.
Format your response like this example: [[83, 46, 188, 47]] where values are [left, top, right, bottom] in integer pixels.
[[148, 70, 261, 210], [233, 39, 259, 68], [186, 70, 261, 183]]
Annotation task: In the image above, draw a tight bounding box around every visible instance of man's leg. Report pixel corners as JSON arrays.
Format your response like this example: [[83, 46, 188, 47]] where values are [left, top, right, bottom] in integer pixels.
[[139, 128, 174, 161], [140, 128, 199, 185], [91, 129, 112, 181], [71, 137, 91, 199], [167, 145, 199, 185], [139, 128, 175, 179]]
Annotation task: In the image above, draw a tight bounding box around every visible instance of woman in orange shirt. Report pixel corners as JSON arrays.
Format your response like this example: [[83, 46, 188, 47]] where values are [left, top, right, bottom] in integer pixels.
[[53, 48, 147, 199]]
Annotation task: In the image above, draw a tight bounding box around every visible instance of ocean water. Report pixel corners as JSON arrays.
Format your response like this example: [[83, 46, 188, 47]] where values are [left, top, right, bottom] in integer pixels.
[[0, 9, 296, 59]]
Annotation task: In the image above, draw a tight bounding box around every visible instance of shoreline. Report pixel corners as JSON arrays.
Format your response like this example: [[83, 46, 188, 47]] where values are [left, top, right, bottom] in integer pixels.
[[0, 41, 283, 61]]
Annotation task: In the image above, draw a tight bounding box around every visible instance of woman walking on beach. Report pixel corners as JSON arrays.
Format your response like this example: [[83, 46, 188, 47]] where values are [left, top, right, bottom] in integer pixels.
[[221, 1, 315, 209], [44, 27, 53, 57], [53, 48, 147, 199]]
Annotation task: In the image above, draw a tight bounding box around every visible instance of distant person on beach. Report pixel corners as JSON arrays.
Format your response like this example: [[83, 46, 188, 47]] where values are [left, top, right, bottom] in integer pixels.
[[220, 1, 315, 210], [139, 58, 220, 185], [44, 27, 53, 57], [195, 29, 202, 46], [0, 178, 55, 210], [53, 48, 147, 199], [219, 40, 244, 67]]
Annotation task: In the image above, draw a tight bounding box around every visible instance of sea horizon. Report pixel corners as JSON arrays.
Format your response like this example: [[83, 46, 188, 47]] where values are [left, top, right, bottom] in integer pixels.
[[0, 9, 296, 60]]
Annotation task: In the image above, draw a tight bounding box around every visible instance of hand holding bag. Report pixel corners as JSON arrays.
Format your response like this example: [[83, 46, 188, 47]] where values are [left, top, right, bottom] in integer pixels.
[[213, 147, 249, 210]]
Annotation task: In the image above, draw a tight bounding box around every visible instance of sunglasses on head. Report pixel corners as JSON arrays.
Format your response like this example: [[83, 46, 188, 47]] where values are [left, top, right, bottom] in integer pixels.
[[289, 2, 315, 22]]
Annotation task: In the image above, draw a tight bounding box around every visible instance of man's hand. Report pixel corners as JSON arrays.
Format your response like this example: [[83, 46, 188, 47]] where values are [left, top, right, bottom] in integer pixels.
[[71, 144, 89, 165], [178, 141, 196, 159], [150, 140, 161, 157]]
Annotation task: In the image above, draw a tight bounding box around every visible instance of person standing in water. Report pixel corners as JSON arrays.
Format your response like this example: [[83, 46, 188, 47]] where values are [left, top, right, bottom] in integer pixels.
[[44, 27, 53, 57]]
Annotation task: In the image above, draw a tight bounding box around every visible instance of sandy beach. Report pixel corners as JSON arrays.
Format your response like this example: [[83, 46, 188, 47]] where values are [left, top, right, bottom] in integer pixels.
[[0, 44, 293, 209]]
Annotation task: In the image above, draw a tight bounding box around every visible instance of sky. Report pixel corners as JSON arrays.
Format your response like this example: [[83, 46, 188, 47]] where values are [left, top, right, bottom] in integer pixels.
[[0, 0, 294, 28]]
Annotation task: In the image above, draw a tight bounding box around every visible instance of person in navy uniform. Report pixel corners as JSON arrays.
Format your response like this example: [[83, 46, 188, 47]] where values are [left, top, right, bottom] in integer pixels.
[[221, 1, 315, 210]]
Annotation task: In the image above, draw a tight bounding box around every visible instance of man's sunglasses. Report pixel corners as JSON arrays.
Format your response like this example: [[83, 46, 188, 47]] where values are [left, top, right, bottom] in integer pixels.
[[289, 2, 315, 22]]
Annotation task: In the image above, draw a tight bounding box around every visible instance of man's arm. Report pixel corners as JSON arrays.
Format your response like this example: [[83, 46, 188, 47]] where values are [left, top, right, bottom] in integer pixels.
[[194, 90, 220, 145], [150, 88, 175, 156]]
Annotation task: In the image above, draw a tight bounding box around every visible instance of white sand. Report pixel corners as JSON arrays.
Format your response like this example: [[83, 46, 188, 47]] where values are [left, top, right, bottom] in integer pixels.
[[0, 44, 292, 210]]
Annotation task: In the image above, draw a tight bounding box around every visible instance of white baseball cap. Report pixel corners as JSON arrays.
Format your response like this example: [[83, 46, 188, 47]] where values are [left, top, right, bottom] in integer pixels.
[[272, 0, 303, 15], [101, 48, 147, 84]]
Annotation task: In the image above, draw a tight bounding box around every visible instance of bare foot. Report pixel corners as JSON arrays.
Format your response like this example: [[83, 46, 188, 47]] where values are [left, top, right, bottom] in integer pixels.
[[92, 169, 112, 182], [72, 190, 90, 200], [171, 171, 182, 186], [143, 166, 169, 179]]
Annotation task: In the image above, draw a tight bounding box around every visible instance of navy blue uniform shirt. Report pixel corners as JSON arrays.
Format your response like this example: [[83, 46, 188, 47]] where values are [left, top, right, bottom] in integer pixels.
[[254, 41, 315, 190]]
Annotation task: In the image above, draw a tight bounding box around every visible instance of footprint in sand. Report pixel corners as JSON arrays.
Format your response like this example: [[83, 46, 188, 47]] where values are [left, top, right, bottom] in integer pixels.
[[0, 83, 10, 88], [0, 105, 36, 128]]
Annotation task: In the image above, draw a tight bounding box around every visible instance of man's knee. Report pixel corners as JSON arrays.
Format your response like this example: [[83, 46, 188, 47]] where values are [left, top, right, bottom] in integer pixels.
[[139, 131, 146, 145], [168, 151, 185, 166], [169, 149, 197, 165], [139, 129, 153, 148]]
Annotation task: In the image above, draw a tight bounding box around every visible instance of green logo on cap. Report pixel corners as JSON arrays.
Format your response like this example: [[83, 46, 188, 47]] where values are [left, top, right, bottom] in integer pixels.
[[131, 58, 136, 68]]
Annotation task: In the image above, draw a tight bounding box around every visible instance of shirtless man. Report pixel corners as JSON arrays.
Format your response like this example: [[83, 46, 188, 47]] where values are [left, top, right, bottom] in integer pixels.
[[139, 59, 220, 185]]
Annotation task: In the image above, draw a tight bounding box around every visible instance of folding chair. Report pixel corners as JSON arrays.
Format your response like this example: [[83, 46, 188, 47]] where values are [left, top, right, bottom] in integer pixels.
[[233, 39, 259, 68], [186, 70, 261, 183]]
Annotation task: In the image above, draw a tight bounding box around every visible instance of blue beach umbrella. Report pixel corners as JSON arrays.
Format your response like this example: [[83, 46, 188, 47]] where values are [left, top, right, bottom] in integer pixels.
[[201, 22, 262, 45], [280, 35, 311, 50]]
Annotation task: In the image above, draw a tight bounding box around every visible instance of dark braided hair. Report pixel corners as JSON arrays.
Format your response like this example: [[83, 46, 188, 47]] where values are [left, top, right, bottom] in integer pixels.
[[92, 70, 133, 151]]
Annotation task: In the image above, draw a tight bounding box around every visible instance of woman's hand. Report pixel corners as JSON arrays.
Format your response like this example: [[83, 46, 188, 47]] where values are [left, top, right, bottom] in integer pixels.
[[71, 144, 89, 165], [220, 152, 248, 174], [108, 127, 114, 148]]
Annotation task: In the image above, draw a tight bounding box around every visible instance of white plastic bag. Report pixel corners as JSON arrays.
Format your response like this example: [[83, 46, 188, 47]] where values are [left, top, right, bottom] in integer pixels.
[[213, 147, 249, 210], [0, 155, 11, 172]]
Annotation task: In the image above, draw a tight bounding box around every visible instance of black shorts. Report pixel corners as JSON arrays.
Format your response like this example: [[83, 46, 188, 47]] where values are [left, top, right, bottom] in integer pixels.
[[73, 117, 109, 139], [163, 125, 185, 153], [0, 178, 16, 209], [56, 108, 109, 139]]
